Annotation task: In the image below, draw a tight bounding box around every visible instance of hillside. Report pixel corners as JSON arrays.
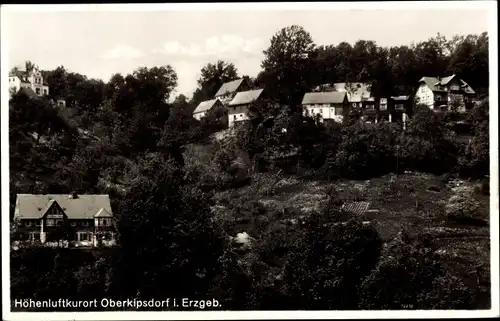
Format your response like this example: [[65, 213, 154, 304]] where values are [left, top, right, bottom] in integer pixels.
[[212, 172, 491, 308]]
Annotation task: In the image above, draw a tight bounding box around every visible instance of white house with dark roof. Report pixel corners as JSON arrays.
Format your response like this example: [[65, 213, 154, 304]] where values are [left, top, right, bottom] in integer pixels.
[[228, 88, 264, 127], [416, 75, 475, 112], [192, 98, 224, 120], [9, 66, 49, 98], [214, 78, 250, 105], [12, 193, 116, 248], [315, 82, 372, 109], [302, 92, 348, 123]]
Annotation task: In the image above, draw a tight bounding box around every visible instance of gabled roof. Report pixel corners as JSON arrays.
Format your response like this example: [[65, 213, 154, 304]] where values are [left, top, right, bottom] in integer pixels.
[[419, 75, 475, 94], [18, 87, 38, 99], [9, 70, 27, 78], [229, 89, 264, 106], [439, 75, 456, 85], [14, 194, 113, 219], [331, 82, 371, 103], [419, 76, 446, 92], [302, 92, 347, 105], [215, 79, 244, 97], [94, 208, 113, 218], [193, 98, 221, 114]]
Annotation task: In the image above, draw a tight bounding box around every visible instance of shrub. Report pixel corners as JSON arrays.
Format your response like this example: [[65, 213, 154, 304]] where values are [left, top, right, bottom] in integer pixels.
[[445, 185, 487, 226], [334, 122, 399, 178], [457, 102, 489, 178], [398, 106, 459, 174], [359, 237, 476, 309], [269, 213, 383, 310]]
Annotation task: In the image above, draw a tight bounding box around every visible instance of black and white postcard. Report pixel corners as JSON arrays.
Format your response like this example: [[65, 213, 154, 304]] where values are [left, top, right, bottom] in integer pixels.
[[1, 2, 498, 320]]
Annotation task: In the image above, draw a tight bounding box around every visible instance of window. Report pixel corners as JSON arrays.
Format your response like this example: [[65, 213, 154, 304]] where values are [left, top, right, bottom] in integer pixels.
[[82, 221, 89, 227], [44, 89, 48, 95], [70, 221, 76, 227], [29, 232, 40, 242], [25, 221, 31, 227], [233, 115, 236, 120], [78, 232, 90, 241], [36, 88, 41, 95], [436, 96, 441, 101], [45, 219, 55, 226]]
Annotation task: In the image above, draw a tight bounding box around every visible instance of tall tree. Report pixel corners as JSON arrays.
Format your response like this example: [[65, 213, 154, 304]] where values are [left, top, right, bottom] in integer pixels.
[[191, 60, 239, 104], [447, 32, 489, 96], [44, 66, 70, 99], [260, 25, 316, 109]]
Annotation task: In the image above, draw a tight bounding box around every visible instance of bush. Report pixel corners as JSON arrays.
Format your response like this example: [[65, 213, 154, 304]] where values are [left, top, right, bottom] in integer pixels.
[[445, 185, 487, 226], [359, 237, 476, 309], [398, 106, 459, 174], [457, 102, 489, 178], [334, 122, 399, 178], [267, 213, 383, 310]]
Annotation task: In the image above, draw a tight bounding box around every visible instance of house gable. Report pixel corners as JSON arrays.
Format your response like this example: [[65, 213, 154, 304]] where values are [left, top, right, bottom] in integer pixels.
[[95, 208, 113, 218], [41, 200, 68, 220]]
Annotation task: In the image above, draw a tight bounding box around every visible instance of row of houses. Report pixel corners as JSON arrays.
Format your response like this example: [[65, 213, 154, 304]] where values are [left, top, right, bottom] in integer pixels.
[[193, 74, 477, 127], [192, 78, 266, 127]]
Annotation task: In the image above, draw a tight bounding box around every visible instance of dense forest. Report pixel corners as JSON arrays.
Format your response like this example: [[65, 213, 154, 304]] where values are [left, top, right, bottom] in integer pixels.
[[10, 25, 490, 310]]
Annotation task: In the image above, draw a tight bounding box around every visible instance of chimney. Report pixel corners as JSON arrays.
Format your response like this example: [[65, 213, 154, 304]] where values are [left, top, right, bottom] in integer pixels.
[[69, 191, 79, 199]]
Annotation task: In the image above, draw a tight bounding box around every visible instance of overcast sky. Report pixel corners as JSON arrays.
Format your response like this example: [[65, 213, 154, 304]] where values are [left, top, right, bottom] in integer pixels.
[[3, 4, 491, 98]]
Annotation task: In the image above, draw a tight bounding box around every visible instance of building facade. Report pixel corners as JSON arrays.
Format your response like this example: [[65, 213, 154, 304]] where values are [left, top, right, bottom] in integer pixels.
[[302, 92, 349, 123], [192, 98, 225, 120], [416, 75, 475, 112], [9, 66, 50, 97], [228, 89, 264, 127], [12, 193, 116, 248]]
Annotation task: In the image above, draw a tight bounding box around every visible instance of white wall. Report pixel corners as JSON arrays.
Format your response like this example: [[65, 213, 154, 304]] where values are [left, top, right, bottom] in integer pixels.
[[228, 104, 249, 127], [303, 103, 344, 121], [8, 76, 21, 94], [193, 111, 206, 121], [415, 83, 435, 108]]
